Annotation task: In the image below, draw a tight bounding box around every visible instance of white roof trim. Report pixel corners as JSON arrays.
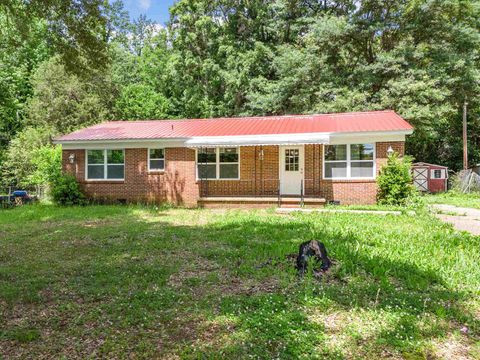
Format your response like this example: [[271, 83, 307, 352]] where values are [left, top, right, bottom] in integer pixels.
[[185, 133, 331, 147], [55, 129, 412, 148]]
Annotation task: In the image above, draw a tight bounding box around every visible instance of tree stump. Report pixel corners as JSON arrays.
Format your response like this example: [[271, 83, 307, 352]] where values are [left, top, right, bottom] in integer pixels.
[[296, 240, 332, 277]]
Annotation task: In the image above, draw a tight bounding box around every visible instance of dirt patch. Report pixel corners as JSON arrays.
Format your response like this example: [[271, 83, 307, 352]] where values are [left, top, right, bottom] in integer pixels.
[[81, 219, 120, 228], [430, 334, 472, 360], [167, 257, 222, 289], [166, 255, 282, 297], [217, 275, 281, 296]]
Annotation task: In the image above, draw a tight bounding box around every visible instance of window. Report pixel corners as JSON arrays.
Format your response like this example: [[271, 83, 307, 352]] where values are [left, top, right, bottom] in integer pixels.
[[324, 144, 375, 179], [197, 148, 217, 179], [219, 147, 239, 179], [87, 150, 105, 179], [197, 147, 239, 179], [86, 149, 124, 180], [350, 144, 374, 178], [149, 148, 165, 171], [432, 169, 445, 179], [285, 149, 299, 171], [324, 145, 347, 178]]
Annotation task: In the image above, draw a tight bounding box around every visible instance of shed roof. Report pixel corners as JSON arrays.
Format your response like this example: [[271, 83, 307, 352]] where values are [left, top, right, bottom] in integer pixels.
[[412, 162, 448, 169]]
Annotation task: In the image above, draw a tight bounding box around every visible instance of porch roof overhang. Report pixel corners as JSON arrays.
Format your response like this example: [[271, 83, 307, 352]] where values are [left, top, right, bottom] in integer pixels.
[[56, 129, 412, 149], [184, 132, 331, 147]]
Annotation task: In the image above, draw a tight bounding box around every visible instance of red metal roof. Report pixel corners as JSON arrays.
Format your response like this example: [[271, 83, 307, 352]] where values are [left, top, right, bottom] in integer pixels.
[[55, 110, 413, 142]]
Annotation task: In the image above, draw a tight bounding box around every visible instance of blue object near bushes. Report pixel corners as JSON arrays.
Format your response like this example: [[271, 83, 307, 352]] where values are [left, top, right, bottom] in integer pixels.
[[13, 190, 28, 197]]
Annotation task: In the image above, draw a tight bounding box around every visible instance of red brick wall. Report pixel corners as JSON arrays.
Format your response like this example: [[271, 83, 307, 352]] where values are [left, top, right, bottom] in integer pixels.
[[199, 146, 279, 196], [304, 142, 405, 204], [62, 141, 405, 206], [62, 148, 199, 207]]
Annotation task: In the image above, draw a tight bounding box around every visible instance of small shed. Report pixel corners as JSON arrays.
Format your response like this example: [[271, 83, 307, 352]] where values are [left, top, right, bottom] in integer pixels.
[[412, 162, 448, 193]]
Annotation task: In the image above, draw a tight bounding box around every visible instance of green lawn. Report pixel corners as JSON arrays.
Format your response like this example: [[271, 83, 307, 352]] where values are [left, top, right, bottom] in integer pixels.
[[1, 205, 479, 359], [424, 192, 480, 210]]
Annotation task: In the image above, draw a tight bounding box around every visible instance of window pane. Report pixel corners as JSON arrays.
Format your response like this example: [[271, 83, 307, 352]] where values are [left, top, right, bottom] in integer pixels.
[[88, 150, 104, 164], [351, 162, 374, 178], [197, 148, 216, 163], [150, 148, 164, 159], [107, 150, 124, 164], [220, 164, 239, 179], [325, 162, 347, 178], [285, 149, 299, 171], [88, 165, 104, 179], [107, 165, 124, 179], [198, 164, 216, 179], [150, 159, 165, 170], [351, 144, 374, 160], [325, 145, 347, 161], [219, 147, 238, 163]]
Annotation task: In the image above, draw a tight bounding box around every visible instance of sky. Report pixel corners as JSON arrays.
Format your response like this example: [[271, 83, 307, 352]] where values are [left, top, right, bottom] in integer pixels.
[[123, 0, 177, 24]]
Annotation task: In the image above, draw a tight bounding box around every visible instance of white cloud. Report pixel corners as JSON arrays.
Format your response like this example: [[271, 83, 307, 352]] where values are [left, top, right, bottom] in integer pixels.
[[137, 0, 151, 10]]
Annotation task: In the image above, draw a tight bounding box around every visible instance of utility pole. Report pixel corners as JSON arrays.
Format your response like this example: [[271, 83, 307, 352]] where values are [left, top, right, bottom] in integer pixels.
[[463, 98, 468, 170]]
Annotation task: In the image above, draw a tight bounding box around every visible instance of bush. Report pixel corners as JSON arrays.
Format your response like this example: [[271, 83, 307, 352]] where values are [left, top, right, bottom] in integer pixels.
[[50, 174, 85, 206], [29, 145, 62, 186], [0, 126, 56, 188], [377, 153, 418, 206]]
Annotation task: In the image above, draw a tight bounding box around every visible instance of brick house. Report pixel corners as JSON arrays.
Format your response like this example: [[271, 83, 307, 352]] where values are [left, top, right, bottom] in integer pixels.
[[54, 110, 413, 207]]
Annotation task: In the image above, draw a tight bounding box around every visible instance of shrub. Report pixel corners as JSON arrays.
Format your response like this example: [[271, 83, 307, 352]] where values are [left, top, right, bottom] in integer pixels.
[[29, 145, 62, 186], [0, 126, 56, 188], [377, 152, 417, 206], [50, 174, 85, 206]]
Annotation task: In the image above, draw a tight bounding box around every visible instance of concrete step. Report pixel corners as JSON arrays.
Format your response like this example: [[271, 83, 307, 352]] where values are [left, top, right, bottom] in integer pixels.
[[199, 196, 326, 208]]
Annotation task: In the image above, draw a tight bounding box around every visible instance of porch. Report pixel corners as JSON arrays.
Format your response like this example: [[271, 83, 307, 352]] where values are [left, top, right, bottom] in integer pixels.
[[196, 143, 327, 207]]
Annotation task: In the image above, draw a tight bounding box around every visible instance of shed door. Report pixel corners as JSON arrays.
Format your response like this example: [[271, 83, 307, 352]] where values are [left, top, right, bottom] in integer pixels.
[[413, 167, 428, 191]]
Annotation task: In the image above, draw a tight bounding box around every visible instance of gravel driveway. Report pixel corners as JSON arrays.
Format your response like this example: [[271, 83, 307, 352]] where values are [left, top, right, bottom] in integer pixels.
[[431, 204, 480, 235]]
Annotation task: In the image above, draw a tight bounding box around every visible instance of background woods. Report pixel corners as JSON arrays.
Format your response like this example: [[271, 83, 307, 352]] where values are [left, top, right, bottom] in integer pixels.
[[0, 0, 479, 188]]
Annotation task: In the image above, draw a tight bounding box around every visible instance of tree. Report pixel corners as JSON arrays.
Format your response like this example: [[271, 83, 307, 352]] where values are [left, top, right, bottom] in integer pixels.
[[0, 0, 109, 73], [0, 126, 56, 187], [0, 17, 51, 146], [103, 0, 130, 45], [130, 14, 157, 56], [29, 145, 62, 186], [2, 0, 480, 191], [26, 57, 112, 134], [115, 83, 170, 120]]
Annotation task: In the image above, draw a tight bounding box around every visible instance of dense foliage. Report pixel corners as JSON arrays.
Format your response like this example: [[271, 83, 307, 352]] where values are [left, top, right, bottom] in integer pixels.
[[377, 153, 417, 206], [50, 174, 86, 206], [1, 0, 479, 189]]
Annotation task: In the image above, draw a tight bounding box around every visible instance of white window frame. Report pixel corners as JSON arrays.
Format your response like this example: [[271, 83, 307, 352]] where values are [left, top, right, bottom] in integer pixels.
[[323, 143, 376, 180], [195, 147, 240, 180], [148, 147, 165, 172], [431, 169, 445, 179], [85, 149, 125, 181]]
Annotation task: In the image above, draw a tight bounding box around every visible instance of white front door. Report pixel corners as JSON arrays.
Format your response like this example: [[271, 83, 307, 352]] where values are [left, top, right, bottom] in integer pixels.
[[280, 145, 304, 195]]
